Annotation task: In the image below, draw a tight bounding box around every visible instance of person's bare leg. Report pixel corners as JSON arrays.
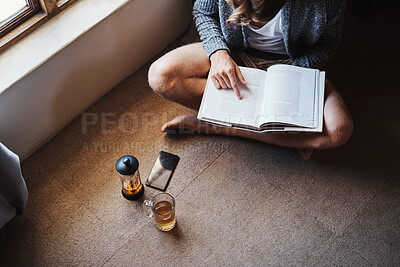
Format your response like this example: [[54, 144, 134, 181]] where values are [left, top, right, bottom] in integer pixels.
[[161, 80, 354, 159], [148, 42, 210, 110]]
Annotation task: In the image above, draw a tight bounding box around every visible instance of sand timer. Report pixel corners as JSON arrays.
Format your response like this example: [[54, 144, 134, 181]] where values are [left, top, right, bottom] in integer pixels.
[[116, 155, 144, 200]]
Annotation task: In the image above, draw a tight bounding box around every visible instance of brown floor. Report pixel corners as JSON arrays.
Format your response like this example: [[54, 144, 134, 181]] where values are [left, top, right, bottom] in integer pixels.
[[1, 5, 400, 267]]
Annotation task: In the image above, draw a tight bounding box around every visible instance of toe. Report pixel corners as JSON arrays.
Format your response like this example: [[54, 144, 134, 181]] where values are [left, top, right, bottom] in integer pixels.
[[161, 116, 187, 133], [160, 122, 168, 132], [297, 148, 312, 160]]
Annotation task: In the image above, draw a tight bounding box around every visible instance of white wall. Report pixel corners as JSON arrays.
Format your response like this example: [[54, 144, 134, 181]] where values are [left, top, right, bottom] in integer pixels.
[[0, 0, 192, 159]]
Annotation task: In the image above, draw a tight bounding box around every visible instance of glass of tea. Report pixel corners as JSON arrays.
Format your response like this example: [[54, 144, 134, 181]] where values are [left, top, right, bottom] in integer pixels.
[[143, 193, 176, 231]]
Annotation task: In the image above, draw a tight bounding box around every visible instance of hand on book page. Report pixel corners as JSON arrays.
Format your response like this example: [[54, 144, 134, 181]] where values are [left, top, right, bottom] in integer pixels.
[[209, 50, 247, 99]]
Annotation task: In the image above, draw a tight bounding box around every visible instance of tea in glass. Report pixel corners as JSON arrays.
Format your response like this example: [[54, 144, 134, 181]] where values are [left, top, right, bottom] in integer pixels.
[[143, 193, 176, 231], [153, 200, 175, 231]]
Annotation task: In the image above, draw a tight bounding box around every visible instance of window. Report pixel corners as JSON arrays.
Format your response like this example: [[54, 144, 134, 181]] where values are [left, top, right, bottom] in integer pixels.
[[0, 0, 29, 22], [0, 0, 78, 53], [0, 0, 40, 37]]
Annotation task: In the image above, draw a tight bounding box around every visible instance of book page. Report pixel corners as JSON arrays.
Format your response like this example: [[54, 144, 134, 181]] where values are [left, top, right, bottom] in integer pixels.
[[258, 65, 317, 128], [198, 67, 267, 127]]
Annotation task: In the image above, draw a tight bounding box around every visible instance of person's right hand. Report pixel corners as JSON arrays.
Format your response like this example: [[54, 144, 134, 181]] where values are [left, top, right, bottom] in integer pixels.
[[209, 50, 247, 99]]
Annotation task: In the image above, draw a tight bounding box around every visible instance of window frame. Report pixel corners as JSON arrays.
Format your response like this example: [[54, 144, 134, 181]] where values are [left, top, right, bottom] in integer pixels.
[[0, 0, 78, 53], [0, 0, 41, 37]]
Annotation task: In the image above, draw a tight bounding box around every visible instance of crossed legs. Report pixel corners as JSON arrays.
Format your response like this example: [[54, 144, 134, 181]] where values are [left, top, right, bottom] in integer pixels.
[[148, 43, 354, 159], [148, 42, 210, 110]]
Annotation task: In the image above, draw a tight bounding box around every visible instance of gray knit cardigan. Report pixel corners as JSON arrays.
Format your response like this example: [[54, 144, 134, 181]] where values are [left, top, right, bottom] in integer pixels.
[[193, 0, 346, 68]]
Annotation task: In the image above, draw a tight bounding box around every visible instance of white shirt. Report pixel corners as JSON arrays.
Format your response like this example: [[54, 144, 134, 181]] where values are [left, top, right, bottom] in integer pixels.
[[246, 10, 287, 55]]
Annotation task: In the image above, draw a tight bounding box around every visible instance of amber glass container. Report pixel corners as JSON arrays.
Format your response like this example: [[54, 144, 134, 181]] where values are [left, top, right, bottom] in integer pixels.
[[116, 155, 144, 200]]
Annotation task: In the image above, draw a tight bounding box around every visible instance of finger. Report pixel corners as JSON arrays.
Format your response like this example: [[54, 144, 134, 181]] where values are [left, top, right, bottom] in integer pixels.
[[227, 71, 241, 99], [220, 72, 232, 89], [227, 68, 239, 92], [235, 65, 247, 85], [212, 76, 221, 89], [216, 75, 228, 89], [233, 86, 242, 100]]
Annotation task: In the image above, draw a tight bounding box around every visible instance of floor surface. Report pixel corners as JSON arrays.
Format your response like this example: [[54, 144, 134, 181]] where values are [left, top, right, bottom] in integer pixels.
[[1, 5, 399, 267]]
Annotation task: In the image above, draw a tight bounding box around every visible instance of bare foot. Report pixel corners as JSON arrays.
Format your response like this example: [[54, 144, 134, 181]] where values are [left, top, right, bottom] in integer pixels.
[[297, 148, 313, 160], [161, 115, 213, 133], [162, 115, 314, 161]]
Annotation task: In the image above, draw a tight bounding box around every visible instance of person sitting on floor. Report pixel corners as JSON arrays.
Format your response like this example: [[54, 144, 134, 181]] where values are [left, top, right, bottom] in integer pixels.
[[148, 0, 354, 160]]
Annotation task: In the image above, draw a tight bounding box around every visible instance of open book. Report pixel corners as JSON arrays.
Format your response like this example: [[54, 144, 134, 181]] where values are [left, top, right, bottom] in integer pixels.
[[197, 64, 325, 132]]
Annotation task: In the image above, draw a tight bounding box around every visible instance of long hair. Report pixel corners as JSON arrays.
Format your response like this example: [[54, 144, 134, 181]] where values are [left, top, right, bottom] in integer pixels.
[[226, 0, 287, 26]]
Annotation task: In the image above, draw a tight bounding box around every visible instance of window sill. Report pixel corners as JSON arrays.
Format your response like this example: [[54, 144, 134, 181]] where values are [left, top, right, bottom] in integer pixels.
[[0, 0, 129, 95], [0, 0, 192, 159]]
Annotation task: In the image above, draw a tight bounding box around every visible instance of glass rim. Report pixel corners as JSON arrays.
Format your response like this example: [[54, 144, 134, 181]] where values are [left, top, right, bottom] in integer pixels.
[[151, 192, 175, 216]]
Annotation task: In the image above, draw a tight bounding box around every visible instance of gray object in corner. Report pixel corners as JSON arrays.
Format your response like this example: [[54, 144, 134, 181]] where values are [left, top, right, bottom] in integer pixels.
[[0, 142, 28, 229]]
